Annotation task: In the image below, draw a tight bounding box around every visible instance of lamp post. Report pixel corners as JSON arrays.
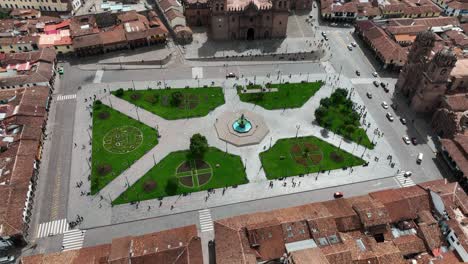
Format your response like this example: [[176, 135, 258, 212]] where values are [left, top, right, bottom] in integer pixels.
[[295, 124, 301, 138]]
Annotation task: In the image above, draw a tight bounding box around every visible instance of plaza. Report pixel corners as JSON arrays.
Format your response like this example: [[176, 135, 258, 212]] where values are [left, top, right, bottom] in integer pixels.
[[66, 70, 399, 229]]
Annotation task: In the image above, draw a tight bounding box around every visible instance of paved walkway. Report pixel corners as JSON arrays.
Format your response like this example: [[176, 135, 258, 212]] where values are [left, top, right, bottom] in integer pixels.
[[68, 69, 399, 229]]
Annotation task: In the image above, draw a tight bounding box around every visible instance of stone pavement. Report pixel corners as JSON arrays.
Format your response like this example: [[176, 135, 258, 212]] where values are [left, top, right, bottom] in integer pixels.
[[68, 68, 400, 229]]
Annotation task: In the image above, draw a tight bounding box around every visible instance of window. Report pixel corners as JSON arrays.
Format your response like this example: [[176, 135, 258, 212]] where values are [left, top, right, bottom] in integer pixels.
[[220, 4, 224, 10], [232, 17, 235, 22], [266, 15, 270, 20], [250, 17, 253, 22], [215, 4, 219, 10], [279, 1, 282, 7]]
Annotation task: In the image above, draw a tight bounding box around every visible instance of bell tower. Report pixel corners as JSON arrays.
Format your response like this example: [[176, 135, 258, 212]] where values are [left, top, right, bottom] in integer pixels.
[[395, 31, 435, 96], [411, 48, 457, 113]]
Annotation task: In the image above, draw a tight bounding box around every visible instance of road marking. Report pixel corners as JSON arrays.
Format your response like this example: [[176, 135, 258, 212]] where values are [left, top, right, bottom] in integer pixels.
[[350, 78, 375, 84], [57, 94, 77, 101], [394, 172, 416, 188], [36, 219, 69, 238], [62, 229, 86, 251], [93, 70, 104, 83], [50, 165, 62, 220], [199, 209, 214, 232], [192, 67, 203, 79]]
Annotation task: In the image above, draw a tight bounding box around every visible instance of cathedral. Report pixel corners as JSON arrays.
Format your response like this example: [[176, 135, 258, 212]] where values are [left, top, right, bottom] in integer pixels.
[[183, 0, 311, 40], [395, 31, 458, 113]]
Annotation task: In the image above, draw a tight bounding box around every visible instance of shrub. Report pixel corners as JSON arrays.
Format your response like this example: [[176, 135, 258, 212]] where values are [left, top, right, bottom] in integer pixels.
[[98, 111, 110, 120], [95, 100, 102, 105], [97, 164, 112, 176], [330, 152, 344, 163], [143, 180, 157, 193], [144, 94, 159, 104], [130, 92, 141, 100], [189, 133, 208, 159], [115, 88, 124, 97], [170, 91, 183, 107]]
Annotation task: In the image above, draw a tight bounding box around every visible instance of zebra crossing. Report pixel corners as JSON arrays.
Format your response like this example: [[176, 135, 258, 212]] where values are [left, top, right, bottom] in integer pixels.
[[56, 94, 77, 101], [394, 172, 416, 188], [199, 209, 214, 232], [36, 218, 69, 238], [62, 229, 86, 251]]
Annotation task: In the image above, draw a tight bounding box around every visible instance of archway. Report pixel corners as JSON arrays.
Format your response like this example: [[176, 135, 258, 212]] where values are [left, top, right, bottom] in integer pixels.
[[247, 28, 255, 40]]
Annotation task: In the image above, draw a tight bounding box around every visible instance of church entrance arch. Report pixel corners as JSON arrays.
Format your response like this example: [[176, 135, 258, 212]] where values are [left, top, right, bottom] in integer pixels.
[[247, 28, 255, 40]]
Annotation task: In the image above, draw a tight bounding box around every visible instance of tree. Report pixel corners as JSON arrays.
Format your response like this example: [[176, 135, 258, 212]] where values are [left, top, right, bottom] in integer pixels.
[[189, 133, 208, 159], [165, 178, 178, 195], [170, 91, 183, 107], [315, 106, 326, 123], [115, 88, 124, 97]]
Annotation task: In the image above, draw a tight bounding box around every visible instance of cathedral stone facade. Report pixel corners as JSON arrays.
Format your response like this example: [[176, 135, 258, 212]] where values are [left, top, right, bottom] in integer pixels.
[[395, 31, 458, 113], [183, 0, 311, 40]]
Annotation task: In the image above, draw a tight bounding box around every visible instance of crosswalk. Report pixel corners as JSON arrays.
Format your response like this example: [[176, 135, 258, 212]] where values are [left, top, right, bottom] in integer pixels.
[[93, 70, 104, 83], [199, 209, 214, 232], [57, 94, 77, 101], [394, 172, 416, 188], [62, 229, 86, 251], [36, 219, 69, 238]]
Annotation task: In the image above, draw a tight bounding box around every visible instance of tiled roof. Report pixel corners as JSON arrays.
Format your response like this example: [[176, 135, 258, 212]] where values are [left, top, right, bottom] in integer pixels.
[[393, 234, 426, 255], [22, 225, 202, 263], [290, 248, 330, 263], [349, 195, 391, 228], [440, 137, 468, 179], [442, 93, 468, 112]]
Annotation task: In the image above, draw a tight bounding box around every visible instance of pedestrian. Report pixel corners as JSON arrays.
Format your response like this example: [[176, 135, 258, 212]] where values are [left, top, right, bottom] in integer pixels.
[[171, 205, 174, 210], [74, 143, 77, 147], [159, 201, 162, 207], [148, 206, 151, 211], [99, 204, 102, 208]]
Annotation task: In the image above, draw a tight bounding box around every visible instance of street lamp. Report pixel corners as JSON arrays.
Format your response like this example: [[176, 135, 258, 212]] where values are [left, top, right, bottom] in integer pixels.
[[295, 124, 301, 138]]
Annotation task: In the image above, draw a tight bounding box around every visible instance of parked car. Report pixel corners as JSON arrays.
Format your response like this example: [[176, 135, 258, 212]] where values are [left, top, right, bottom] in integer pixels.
[[404, 171, 412, 177], [334, 192, 344, 198], [386, 112, 394, 121], [400, 118, 407, 125], [381, 101, 389, 109], [411, 137, 417, 145], [324, 36, 329, 41], [417, 153, 423, 164], [380, 82, 386, 88], [366, 92, 372, 99], [355, 70, 360, 76], [402, 136, 411, 145], [373, 81, 379, 87], [351, 42, 357, 47], [321, 32, 327, 37], [347, 45, 353, 51], [226, 72, 236, 78], [372, 72, 378, 77], [58, 67, 64, 75]]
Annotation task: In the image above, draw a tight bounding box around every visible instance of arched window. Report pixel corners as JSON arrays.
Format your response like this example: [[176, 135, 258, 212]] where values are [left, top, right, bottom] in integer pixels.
[[221, 4, 224, 10], [215, 4, 219, 10], [279, 1, 282, 7]]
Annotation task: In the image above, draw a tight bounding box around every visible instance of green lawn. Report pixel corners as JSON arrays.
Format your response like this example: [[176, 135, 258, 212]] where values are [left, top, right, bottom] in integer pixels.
[[237, 81, 323, 110], [113, 147, 248, 204], [315, 88, 374, 149], [91, 103, 158, 194], [113, 87, 225, 120], [260, 136, 365, 179]]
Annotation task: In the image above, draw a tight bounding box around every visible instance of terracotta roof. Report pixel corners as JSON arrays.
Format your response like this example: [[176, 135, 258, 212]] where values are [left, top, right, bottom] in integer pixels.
[[442, 93, 468, 112], [440, 137, 468, 179], [290, 248, 330, 264], [165, 9, 185, 21], [393, 234, 426, 255], [160, 0, 181, 11], [322, 199, 361, 232], [349, 195, 391, 228], [450, 59, 468, 79], [21, 225, 202, 264], [418, 222, 444, 250], [117, 10, 139, 23], [100, 27, 126, 45], [72, 33, 102, 49], [386, 24, 429, 35]]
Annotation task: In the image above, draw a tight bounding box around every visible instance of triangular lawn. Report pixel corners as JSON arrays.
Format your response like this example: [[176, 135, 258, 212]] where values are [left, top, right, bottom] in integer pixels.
[[91, 103, 158, 194]]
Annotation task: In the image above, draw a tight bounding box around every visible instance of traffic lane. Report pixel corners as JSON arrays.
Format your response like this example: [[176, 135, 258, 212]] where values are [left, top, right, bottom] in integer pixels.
[[100, 67, 193, 82], [211, 177, 399, 221], [354, 84, 441, 181]]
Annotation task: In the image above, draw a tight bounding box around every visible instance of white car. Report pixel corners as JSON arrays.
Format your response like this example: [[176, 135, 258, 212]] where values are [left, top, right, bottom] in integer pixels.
[[347, 45, 353, 51], [403, 171, 412, 177], [351, 42, 357, 47], [226, 72, 236, 78], [372, 72, 378, 77], [381, 101, 389, 109], [402, 136, 411, 145], [386, 112, 394, 122]]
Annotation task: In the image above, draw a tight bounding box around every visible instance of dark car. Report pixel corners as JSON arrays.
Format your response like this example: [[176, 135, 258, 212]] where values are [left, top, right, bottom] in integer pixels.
[[373, 81, 379, 87], [334, 192, 344, 198], [411, 137, 417, 145], [356, 70, 360, 76], [400, 118, 407, 125], [380, 82, 386, 88]]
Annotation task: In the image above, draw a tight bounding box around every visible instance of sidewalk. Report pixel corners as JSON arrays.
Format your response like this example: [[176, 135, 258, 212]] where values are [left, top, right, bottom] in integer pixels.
[[68, 73, 400, 229]]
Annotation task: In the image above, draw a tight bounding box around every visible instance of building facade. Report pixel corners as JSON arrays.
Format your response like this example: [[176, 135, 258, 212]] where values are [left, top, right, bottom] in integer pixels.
[[0, 0, 71, 12], [184, 0, 310, 40]]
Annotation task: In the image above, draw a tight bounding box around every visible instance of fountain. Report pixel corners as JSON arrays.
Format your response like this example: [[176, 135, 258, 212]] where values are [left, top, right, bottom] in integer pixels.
[[232, 114, 252, 133]]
